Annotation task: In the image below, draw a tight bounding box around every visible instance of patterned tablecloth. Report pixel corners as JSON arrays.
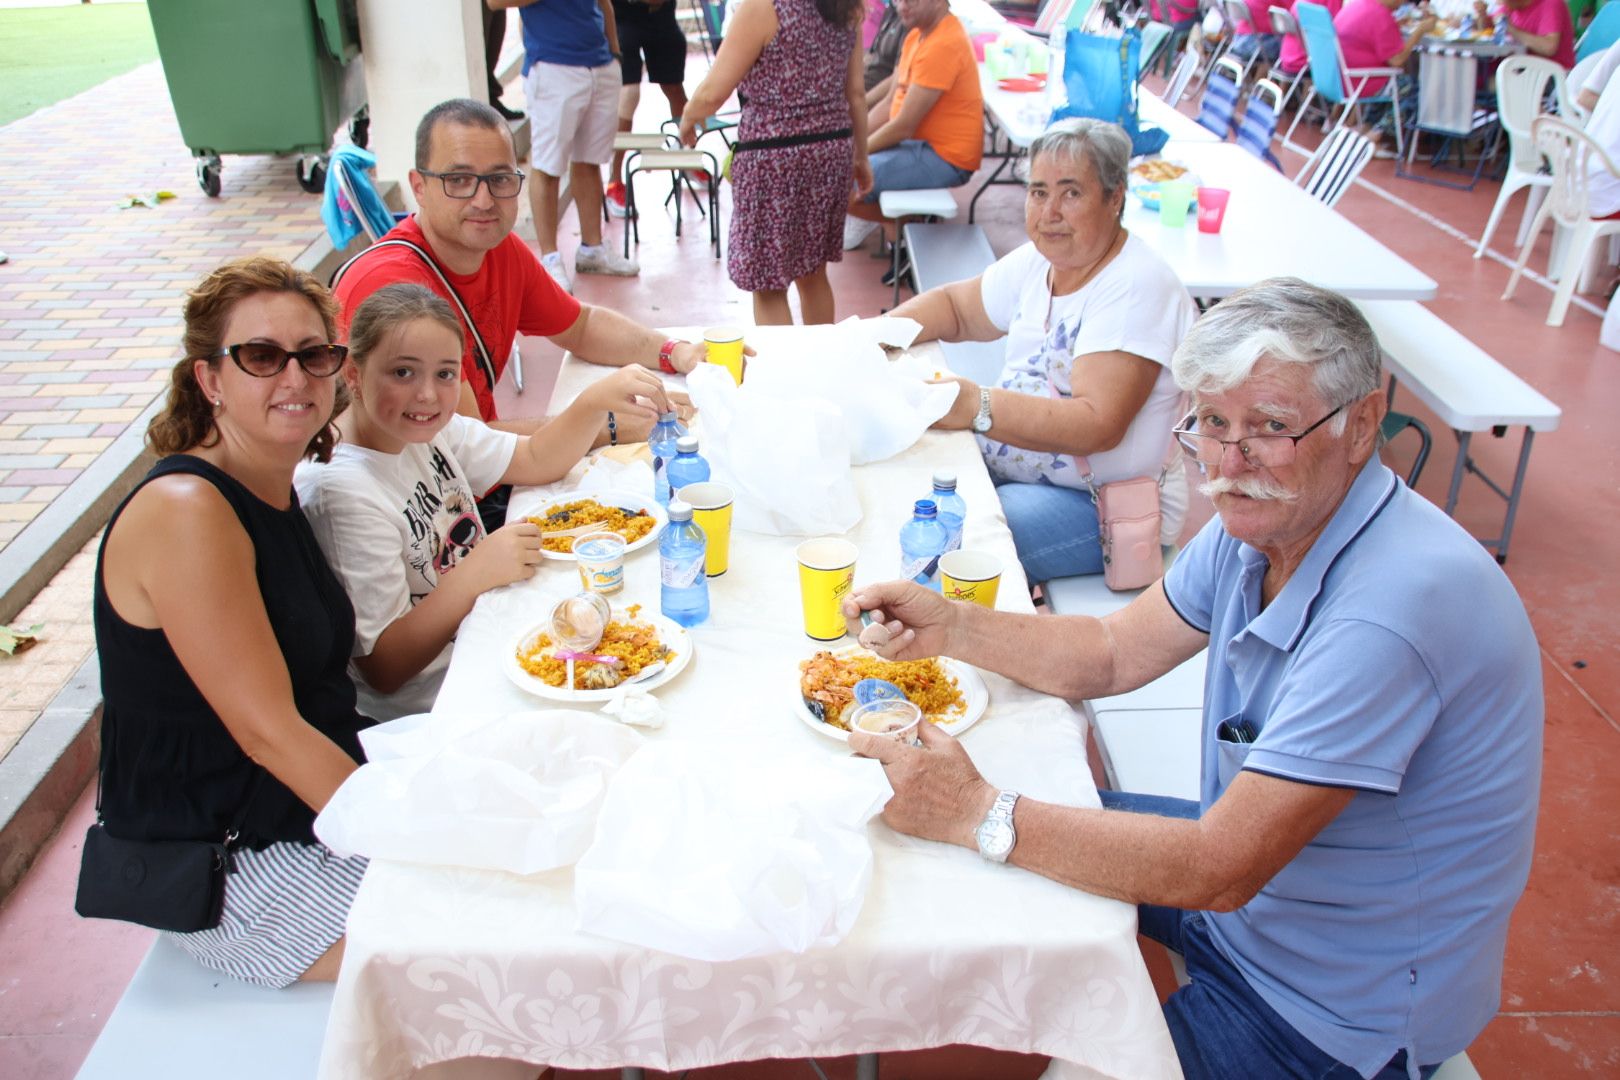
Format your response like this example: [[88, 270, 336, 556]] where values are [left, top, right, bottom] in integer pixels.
[[316, 331, 1183, 1080]]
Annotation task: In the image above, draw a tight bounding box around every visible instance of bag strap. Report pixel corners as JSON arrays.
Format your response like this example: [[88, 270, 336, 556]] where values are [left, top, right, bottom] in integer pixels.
[[331, 237, 500, 396]]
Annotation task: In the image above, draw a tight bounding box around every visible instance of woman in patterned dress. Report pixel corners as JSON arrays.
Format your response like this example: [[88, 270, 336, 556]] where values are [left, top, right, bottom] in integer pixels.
[[680, 0, 872, 324]]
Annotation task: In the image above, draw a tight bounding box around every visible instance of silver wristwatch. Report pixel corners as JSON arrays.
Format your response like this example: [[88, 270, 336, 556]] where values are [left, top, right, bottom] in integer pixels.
[[970, 386, 994, 434], [975, 790, 1019, 863]]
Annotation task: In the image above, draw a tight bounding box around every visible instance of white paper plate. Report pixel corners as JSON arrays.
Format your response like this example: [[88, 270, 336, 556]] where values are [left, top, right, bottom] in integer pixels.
[[523, 489, 666, 562], [504, 612, 693, 702], [792, 646, 989, 742]]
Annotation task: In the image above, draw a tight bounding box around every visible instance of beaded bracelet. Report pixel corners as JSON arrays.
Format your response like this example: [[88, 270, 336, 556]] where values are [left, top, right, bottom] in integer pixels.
[[607, 411, 618, 446]]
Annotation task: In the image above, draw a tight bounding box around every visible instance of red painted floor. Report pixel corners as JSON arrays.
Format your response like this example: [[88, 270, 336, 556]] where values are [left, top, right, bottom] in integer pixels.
[[2, 86, 1617, 1078]]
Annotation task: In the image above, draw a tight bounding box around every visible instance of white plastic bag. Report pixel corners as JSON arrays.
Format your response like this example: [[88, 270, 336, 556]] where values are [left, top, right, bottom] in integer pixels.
[[685, 362, 863, 536], [315, 710, 645, 875], [573, 742, 892, 961]]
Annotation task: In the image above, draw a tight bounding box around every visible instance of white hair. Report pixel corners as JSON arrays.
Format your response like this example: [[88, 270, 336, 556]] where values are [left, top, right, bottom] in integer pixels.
[[1171, 278, 1382, 433], [1029, 117, 1131, 201]]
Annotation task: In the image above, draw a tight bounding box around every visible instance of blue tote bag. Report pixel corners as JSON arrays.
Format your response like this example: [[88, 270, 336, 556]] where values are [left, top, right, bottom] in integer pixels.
[[1048, 28, 1169, 157]]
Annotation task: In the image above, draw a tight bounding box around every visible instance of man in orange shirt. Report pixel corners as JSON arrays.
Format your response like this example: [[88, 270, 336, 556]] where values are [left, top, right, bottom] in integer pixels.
[[844, 0, 984, 250]]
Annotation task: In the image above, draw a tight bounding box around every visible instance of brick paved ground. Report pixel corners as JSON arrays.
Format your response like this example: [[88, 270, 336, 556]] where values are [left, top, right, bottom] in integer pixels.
[[0, 60, 331, 550]]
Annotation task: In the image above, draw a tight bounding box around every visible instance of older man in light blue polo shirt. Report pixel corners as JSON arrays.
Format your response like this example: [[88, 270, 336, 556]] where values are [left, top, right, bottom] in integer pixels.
[[841, 278, 1543, 1080]]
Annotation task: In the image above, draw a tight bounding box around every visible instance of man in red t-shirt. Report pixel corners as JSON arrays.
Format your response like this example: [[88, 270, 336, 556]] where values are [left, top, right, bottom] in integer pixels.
[[334, 99, 708, 440]]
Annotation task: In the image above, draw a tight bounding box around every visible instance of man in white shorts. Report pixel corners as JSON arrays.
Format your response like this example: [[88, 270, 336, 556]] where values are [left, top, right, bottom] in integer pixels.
[[493, 0, 640, 290]]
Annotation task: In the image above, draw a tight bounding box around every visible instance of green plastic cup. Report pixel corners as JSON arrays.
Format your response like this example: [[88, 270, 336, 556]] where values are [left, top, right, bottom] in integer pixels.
[[986, 44, 1011, 79], [1158, 178, 1195, 227]]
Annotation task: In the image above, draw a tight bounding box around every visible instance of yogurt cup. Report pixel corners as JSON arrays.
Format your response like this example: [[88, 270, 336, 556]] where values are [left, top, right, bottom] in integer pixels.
[[574, 531, 627, 594]]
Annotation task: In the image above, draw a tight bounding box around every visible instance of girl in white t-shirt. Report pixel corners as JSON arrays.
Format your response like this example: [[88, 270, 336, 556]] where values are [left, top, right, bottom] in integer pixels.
[[295, 283, 670, 720]]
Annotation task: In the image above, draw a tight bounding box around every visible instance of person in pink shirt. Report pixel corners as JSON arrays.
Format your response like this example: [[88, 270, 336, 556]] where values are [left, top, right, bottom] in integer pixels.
[[1278, 0, 1340, 75], [1332, 0, 1435, 98], [1231, 0, 1286, 66], [1475, 0, 1576, 68]]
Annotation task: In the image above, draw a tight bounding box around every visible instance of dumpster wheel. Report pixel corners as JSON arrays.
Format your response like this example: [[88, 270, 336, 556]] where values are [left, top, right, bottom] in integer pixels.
[[196, 157, 222, 198], [297, 156, 327, 195]]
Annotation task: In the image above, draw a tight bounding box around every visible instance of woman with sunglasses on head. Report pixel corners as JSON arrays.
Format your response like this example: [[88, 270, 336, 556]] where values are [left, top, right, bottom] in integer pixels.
[[294, 283, 670, 722], [91, 257, 371, 987]]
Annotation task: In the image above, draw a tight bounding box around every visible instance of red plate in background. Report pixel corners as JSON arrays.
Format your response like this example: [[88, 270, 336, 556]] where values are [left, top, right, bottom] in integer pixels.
[[997, 76, 1045, 92]]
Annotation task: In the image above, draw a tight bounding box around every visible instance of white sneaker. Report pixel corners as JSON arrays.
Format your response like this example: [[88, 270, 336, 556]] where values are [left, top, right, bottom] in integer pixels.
[[843, 215, 879, 251], [576, 243, 640, 277], [541, 252, 572, 294]]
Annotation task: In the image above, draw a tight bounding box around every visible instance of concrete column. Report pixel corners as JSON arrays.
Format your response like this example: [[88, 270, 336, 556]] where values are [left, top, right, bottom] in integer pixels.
[[355, 0, 487, 208]]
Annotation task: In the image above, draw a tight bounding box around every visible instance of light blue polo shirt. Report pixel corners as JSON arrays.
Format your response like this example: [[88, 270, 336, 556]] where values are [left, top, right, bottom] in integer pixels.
[[520, 0, 613, 72], [1163, 459, 1542, 1077]]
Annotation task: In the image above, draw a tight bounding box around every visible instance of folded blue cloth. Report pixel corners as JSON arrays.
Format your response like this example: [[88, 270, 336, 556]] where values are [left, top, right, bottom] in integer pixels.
[[321, 144, 395, 250]]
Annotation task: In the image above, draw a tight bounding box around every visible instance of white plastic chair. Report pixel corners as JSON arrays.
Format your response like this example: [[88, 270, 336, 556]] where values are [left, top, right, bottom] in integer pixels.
[[1164, 44, 1201, 103], [1294, 124, 1374, 208], [1502, 116, 1620, 326], [1475, 57, 1572, 259]]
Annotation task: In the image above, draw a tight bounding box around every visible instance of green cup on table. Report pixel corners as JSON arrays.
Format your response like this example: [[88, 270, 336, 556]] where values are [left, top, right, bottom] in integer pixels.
[[1158, 177, 1195, 228]]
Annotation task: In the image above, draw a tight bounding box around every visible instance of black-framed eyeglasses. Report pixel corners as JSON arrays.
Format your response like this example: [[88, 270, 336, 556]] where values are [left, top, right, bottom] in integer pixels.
[[214, 343, 348, 378], [1172, 403, 1346, 468], [418, 169, 525, 199]]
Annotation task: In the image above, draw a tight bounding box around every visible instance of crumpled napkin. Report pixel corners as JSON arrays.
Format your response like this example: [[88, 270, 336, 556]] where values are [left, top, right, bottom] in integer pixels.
[[315, 710, 644, 874], [574, 742, 893, 960], [600, 682, 664, 729]]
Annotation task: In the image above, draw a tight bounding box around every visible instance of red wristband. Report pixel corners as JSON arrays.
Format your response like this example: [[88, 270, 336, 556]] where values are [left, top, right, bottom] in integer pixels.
[[658, 339, 680, 375]]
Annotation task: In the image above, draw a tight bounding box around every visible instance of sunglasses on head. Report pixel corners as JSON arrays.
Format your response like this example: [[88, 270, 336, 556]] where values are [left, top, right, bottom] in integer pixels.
[[214, 342, 348, 378]]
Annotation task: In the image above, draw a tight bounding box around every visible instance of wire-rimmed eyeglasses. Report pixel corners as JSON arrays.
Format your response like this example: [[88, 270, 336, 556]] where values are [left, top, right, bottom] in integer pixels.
[[418, 169, 525, 199], [1172, 403, 1346, 468]]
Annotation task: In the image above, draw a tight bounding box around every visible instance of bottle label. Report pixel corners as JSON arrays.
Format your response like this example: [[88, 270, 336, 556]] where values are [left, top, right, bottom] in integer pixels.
[[661, 555, 704, 589], [900, 555, 933, 583]]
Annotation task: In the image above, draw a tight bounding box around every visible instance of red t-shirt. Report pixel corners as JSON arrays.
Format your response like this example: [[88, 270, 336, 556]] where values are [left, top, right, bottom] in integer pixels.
[[1506, 0, 1575, 69], [332, 216, 581, 421], [1334, 0, 1404, 96]]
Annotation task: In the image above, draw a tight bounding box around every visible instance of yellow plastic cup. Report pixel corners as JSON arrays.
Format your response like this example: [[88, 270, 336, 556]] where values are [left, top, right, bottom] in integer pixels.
[[703, 326, 746, 385], [796, 537, 857, 642], [677, 481, 733, 577], [939, 550, 1001, 608]]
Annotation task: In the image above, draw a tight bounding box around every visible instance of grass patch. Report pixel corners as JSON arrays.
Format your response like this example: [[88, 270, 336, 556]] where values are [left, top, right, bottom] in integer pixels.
[[0, 3, 158, 128]]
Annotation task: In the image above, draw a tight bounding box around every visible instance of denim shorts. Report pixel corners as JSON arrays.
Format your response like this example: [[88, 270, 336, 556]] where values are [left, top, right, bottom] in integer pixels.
[[1097, 790, 1439, 1080], [861, 139, 972, 202]]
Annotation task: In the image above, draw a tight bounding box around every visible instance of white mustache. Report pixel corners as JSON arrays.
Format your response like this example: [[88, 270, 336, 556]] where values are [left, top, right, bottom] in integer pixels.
[[1199, 474, 1298, 502]]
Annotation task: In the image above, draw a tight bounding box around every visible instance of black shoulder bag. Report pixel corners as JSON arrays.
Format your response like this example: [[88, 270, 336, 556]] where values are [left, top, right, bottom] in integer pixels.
[[75, 721, 264, 933]]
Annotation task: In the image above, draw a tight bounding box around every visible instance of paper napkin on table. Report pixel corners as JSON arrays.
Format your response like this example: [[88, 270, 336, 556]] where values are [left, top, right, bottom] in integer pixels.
[[315, 710, 644, 875], [573, 741, 892, 960]]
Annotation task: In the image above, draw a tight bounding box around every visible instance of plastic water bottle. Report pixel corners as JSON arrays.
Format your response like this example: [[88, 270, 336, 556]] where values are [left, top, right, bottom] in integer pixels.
[[1045, 27, 1067, 116], [659, 499, 709, 627], [899, 499, 949, 590], [931, 471, 967, 554], [649, 411, 685, 506], [667, 434, 710, 495]]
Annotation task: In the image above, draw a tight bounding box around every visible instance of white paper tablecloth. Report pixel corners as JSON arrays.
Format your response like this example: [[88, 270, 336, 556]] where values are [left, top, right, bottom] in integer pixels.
[[317, 330, 1182, 1080]]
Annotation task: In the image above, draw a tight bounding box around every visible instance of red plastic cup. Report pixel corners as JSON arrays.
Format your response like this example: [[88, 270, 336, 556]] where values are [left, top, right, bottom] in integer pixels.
[[1196, 187, 1231, 234]]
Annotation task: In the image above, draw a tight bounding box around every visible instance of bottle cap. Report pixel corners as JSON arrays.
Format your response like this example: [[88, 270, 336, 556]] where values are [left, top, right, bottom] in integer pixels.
[[667, 499, 693, 521], [659, 410, 678, 422], [913, 499, 938, 518], [932, 470, 957, 490], [676, 434, 699, 454]]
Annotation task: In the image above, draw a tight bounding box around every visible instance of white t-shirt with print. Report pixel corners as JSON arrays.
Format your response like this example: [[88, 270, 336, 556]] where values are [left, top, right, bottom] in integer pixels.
[[295, 413, 519, 721], [976, 235, 1198, 541]]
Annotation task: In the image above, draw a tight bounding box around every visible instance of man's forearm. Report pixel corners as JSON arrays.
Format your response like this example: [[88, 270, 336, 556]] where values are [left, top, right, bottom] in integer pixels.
[[947, 603, 1122, 701]]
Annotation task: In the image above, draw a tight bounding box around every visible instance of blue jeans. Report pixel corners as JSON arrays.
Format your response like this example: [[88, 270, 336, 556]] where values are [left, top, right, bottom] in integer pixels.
[[861, 139, 972, 202], [1097, 790, 1440, 1080], [995, 481, 1103, 583]]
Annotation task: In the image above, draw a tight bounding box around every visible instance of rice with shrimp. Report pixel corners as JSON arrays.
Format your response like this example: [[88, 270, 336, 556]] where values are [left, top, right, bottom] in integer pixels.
[[799, 648, 965, 730]]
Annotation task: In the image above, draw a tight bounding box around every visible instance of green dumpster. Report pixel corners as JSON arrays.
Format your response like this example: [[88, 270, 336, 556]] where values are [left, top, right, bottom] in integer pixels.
[[146, 0, 367, 197]]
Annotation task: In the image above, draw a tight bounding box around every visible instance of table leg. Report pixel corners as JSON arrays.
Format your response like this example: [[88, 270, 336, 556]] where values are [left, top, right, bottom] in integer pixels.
[[1445, 430, 1471, 516], [1491, 429, 1535, 564], [968, 153, 1014, 223], [620, 1070, 645, 1080], [855, 1052, 880, 1080]]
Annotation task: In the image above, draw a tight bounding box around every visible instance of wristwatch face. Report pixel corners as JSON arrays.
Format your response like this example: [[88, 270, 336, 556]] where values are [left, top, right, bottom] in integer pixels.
[[977, 818, 1014, 860], [971, 391, 992, 434]]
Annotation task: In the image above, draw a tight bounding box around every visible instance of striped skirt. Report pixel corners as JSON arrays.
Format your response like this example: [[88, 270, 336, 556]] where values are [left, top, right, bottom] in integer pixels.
[[165, 840, 368, 989]]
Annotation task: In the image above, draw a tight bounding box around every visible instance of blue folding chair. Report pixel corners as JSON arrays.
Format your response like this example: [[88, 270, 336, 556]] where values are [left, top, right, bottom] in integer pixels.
[[1284, 0, 1406, 156], [1235, 77, 1285, 169], [1576, 1, 1620, 61], [1195, 56, 1244, 137]]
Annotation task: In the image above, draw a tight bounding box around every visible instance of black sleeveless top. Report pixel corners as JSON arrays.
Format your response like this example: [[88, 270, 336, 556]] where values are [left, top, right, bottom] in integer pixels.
[[94, 455, 371, 849]]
